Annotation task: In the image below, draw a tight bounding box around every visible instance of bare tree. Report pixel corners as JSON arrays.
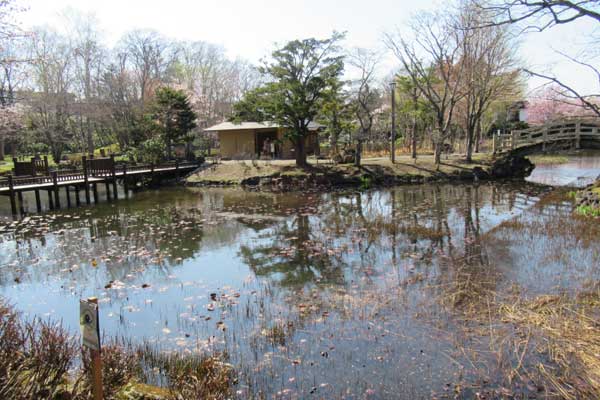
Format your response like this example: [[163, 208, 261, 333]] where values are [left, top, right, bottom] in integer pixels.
[[455, 2, 522, 162], [385, 12, 466, 165], [119, 30, 175, 106], [27, 27, 75, 162], [475, 0, 600, 31], [64, 10, 106, 154], [348, 48, 381, 166], [474, 0, 600, 117]]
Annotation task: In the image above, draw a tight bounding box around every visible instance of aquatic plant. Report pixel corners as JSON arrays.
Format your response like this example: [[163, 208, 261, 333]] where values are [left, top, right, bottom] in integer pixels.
[[576, 205, 600, 217]]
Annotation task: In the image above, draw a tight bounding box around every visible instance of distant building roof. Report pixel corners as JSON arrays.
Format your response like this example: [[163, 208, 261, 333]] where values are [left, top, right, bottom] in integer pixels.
[[204, 121, 323, 132]]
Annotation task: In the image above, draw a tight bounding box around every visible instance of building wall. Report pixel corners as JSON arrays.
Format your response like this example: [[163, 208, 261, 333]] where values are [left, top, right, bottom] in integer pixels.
[[219, 130, 255, 159], [277, 129, 319, 159]]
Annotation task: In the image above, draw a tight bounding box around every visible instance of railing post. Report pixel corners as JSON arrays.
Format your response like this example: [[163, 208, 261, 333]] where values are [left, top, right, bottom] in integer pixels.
[[52, 171, 60, 208], [44, 156, 49, 173], [511, 130, 516, 150], [7, 174, 17, 217], [31, 157, 37, 176], [542, 127, 548, 152], [82, 155, 91, 205], [576, 122, 581, 149], [110, 154, 117, 200]]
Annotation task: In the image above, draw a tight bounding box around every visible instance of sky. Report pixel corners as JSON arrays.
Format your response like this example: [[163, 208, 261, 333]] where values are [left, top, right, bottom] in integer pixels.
[[14, 0, 599, 97]]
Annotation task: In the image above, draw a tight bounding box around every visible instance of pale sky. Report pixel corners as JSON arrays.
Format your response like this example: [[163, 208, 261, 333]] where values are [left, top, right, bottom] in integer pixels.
[[15, 0, 600, 96]]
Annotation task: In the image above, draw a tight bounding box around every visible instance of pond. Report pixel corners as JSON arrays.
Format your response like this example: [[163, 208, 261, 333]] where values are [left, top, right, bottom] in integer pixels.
[[526, 152, 600, 187], [0, 180, 599, 398]]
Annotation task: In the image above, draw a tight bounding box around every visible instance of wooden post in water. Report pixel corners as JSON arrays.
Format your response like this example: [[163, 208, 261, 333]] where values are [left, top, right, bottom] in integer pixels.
[[52, 171, 60, 208], [82, 156, 91, 205], [93, 183, 99, 204], [75, 186, 81, 206], [7, 175, 17, 217], [35, 189, 42, 212], [110, 155, 117, 200], [105, 180, 111, 201], [17, 191, 24, 215], [65, 185, 71, 207], [47, 189, 54, 210]]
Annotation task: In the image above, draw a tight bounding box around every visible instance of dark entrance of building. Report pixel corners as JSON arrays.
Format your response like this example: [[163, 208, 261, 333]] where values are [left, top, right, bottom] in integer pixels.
[[255, 129, 278, 158]]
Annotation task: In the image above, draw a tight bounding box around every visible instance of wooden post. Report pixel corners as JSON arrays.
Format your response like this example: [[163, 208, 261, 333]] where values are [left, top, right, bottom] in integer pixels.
[[43, 156, 49, 173], [7, 175, 17, 217], [105, 181, 111, 201], [492, 131, 497, 154], [86, 297, 103, 400], [17, 191, 24, 215], [52, 171, 60, 208], [31, 157, 37, 176], [82, 156, 91, 205], [35, 189, 42, 212], [576, 122, 581, 149], [542, 127, 548, 152], [511, 130, 516, 150], [75, 186, 81, 206], [65, 185, 71, 207], [110, 155, 117, 200], [93, 183, 99, 204], [47, 189, 54, 210]]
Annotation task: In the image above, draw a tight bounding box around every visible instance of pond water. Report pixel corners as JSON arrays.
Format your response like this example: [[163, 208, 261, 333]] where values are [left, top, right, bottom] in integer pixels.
[[0, 179, 599, 398], [526, 152, 600, 187]]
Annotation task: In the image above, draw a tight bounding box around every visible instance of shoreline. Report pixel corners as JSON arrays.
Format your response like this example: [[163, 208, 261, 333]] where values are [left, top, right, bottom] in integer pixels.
[[185, 154, 534, 191]]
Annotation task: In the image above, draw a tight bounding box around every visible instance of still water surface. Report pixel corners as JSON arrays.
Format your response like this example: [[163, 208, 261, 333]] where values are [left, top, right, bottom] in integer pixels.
[[0, 163, 599, 398]]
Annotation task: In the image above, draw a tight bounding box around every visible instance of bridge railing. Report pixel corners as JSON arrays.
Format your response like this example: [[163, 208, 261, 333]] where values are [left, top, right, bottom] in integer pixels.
[[495, 118, 600, 153]]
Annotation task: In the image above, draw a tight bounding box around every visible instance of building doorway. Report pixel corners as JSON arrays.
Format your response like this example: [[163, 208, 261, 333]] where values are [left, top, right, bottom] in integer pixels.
[[255, 130, 278, 158]]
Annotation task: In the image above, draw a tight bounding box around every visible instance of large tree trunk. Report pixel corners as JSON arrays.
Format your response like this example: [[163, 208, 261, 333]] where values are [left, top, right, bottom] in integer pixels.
[[434, 141, 442, 166], [465, 125, 474, 163], [355, 140, 362, 166], [295, 136, 307, 167]]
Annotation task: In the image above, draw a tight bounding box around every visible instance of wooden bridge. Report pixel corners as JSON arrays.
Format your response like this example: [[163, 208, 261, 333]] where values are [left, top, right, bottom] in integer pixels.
[[493, 118, 600, 154], [0, 155, 199, 217]]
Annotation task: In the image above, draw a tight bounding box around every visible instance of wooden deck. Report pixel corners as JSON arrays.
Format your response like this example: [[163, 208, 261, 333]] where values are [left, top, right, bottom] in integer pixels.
[[494, 118, 600, 153], [0, 157, 199, 216]]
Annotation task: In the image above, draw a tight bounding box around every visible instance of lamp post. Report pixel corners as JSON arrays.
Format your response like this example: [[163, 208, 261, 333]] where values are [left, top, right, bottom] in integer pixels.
[[390, 81, 396, 163]]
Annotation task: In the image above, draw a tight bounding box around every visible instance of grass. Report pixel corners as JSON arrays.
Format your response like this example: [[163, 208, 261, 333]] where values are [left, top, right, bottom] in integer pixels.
[[527, 154, 570, 165], [500, 291, 600, 399], [576, 205, 600, 217], [0, 299, 234, 400]]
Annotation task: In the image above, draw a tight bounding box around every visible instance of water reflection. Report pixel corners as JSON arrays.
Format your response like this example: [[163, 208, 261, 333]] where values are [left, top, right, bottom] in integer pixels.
[[527, 153, 600, 187], [0, 183, 598, 398]]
